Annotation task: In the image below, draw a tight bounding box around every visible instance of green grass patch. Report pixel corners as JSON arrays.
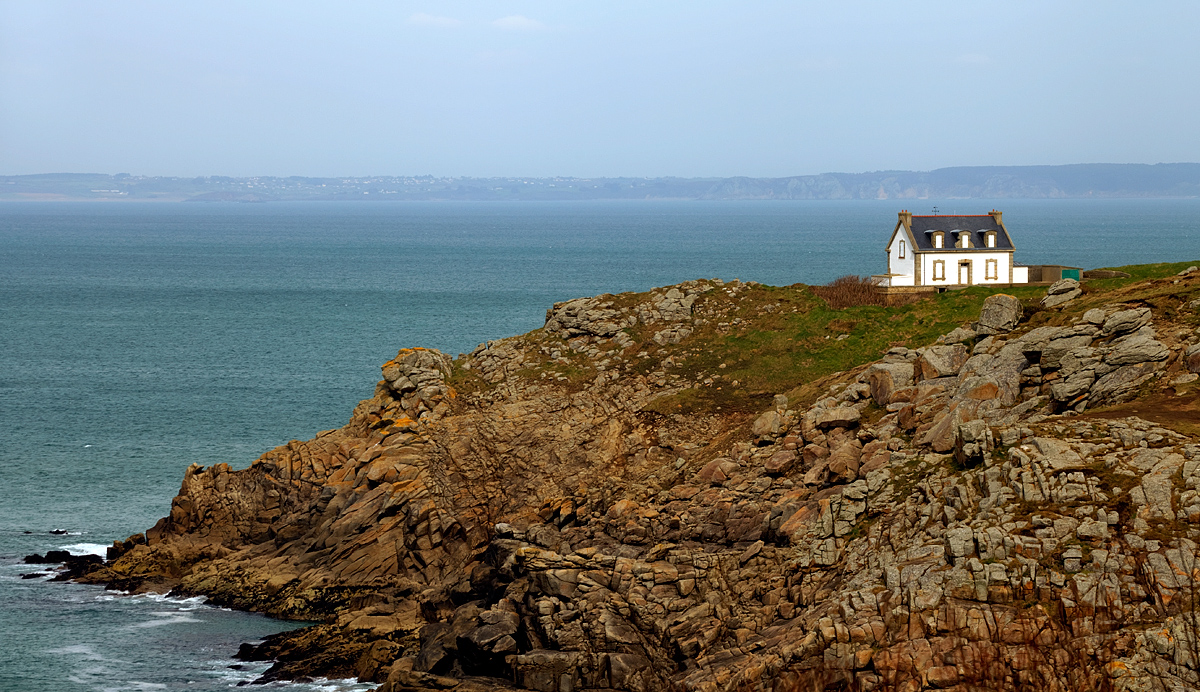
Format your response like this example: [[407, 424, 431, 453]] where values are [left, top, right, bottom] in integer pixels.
[[1083, 259, 1200, 291]]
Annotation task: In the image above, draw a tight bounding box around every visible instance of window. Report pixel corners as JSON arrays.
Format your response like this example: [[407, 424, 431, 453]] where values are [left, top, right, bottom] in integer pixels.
[[933, 260, 945, 281], [899, 240, 906, 259], [986, 258, 998, 280], [933, 232, 943, 249], [956, 232, 972, 248], [986, 232, 996, 248]]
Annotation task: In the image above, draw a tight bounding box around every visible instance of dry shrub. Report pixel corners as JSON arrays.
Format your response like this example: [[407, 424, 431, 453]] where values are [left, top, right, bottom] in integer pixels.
[[813, 275, 886, 310]]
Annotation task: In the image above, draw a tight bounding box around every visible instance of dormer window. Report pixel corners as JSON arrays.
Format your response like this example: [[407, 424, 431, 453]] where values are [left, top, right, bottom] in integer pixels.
[[985, 231, 997, 248], [956, 231, 972, 249], [932, 232, 944, 249], [899, 240, 906, 259]]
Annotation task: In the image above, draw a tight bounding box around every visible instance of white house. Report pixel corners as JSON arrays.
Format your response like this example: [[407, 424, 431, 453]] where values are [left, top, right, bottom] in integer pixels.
[[875, 209, 1029, 287]]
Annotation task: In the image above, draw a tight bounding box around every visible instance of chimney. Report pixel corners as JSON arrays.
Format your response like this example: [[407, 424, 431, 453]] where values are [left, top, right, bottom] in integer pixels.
[[898, 209, 912, 226], [989, 209, 1003, 225]]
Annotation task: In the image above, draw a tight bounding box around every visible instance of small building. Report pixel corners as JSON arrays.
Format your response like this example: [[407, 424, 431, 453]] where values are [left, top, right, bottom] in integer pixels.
[[874, 210, 1029, 287], [1026, 264, 1082, 283]]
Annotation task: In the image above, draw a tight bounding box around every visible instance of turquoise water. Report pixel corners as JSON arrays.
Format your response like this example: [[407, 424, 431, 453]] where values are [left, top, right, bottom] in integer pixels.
[[1, 199, 1197, 691]]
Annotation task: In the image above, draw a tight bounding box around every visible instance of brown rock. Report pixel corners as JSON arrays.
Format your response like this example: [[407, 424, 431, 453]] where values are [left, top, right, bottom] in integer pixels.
[[764, 450, 797, 476], [867, 362, 915, 406]]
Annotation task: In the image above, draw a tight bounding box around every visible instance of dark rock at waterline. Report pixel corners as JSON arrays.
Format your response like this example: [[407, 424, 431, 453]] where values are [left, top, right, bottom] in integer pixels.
[[23, 550, 71, 564], [49, 529, 70, 535], [23, 550, 103, 579], [50, 554, 104, 581], [20, 572, 46, 579], [235, 639, 277, 662]]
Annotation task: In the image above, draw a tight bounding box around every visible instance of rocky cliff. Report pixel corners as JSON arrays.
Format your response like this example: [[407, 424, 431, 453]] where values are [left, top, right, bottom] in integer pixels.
[[79, 266, 1200, 691]]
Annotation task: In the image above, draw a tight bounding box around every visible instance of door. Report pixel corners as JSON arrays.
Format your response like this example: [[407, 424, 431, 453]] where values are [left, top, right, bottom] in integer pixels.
[[958, 261, 971, 285]]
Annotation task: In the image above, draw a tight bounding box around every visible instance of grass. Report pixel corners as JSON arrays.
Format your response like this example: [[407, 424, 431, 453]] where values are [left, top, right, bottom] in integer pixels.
[[637, 281, 1053, 416], [1081, 259, 1200, 291], [449, 261, 1200, 422], [673, 283, 1046, 410]]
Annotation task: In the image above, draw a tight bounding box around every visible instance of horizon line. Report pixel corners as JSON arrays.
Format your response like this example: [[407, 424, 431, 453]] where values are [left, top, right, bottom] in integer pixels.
[[4, 161, 1200, 180]]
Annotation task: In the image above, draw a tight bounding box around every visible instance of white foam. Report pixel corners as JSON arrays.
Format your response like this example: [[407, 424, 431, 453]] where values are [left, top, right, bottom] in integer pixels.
[[126, 612, 202, 629], [296, 679, 377, 691], [48, 644, 105, 660], [58, 542, 109, 556]]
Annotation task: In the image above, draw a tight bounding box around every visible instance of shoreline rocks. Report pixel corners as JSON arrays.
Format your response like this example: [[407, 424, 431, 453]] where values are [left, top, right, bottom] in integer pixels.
[[77, 268, 1200, 692]]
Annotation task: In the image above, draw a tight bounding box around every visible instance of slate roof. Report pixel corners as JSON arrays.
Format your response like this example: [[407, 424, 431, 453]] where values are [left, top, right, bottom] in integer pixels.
[[907, 214, 1014, 251]]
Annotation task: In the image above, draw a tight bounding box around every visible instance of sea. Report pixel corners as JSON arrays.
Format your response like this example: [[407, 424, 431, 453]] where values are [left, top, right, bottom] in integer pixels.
[[1, 199, 1198, 691]]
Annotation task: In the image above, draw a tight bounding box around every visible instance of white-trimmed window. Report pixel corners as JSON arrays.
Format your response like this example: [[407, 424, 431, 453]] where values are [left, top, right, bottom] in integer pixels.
[[933, 259, 945, 281], [899, 240, 906, 259], [985, 258, 998, 280]]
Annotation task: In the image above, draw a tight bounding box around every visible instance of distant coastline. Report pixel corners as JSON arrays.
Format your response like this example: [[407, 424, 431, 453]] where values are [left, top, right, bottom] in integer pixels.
[[3, 163, 1200, 202]]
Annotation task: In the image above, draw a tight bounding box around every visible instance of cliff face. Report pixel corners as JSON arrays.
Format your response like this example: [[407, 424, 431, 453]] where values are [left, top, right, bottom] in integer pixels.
[[83, 268, 1200, 691]]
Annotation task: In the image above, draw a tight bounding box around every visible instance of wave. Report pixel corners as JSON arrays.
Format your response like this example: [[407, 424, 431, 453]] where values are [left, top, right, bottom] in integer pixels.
[[126, 611, 203, 629], [57, 542, 110, 556]]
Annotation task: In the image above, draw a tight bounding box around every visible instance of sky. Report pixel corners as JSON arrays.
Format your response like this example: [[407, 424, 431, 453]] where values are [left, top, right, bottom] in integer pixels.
[[2, 1, 1198, 178]]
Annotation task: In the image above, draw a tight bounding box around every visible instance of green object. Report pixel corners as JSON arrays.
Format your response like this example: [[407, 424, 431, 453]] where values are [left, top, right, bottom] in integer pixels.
[[1063, 269, 1080, 280]]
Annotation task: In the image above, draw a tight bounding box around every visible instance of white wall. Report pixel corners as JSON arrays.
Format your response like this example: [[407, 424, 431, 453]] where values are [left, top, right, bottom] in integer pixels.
[[887, 231, 915, 284], [1013, 266, 1029, 283], [919, 251, 1015, 286]]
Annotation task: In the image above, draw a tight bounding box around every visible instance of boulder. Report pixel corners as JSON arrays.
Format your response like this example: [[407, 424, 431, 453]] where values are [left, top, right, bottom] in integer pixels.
[[1040, 335, 1095, 369], [1186, 343, 1200, 373], [1041, 279, 1082, 308], [826, 441, 862, 484], [938, 326, 977, 344], [1100, 308, 1152, 337], [916, 344, 969, 381], [1046, 278, 1080, 295], [810, 406, 861, 430], [382, 348, 452, 394], [945, 527, 975, 559], [1104, 331, 1168, 366], [1051, 370, 1096, 402], [751, 411, 783, 438], [764, 450, 797, 476], [544, 296, 627, 337], [696, 459, 732, 484], [954, 418, 992, 467], [1090, 362, 1161, 406], [1057, 346, 1099, 379], [866, 362, 914, 406], [976, 294, 1022, 335]]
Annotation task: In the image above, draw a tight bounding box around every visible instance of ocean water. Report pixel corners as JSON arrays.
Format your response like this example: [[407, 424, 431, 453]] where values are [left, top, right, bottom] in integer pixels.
[[1, 199, 1197, 691]]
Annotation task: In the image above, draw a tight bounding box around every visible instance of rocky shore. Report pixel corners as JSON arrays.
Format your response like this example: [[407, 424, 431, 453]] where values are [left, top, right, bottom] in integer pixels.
[[77, 266, 1200, 691]]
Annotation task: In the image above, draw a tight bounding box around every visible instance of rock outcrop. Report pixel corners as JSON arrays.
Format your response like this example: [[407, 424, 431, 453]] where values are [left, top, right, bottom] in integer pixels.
[[79, 269, 1200, 692], [976, 294, 1022, 335], [1041, 279, 1082, 308]]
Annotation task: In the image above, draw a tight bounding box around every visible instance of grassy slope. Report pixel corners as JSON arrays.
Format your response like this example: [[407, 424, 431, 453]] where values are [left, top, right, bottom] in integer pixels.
[[452, 260, 1200, 424]]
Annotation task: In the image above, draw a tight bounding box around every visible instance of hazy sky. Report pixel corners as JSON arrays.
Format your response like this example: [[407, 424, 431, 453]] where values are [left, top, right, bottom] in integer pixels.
[[2, 1, 1198, 178]]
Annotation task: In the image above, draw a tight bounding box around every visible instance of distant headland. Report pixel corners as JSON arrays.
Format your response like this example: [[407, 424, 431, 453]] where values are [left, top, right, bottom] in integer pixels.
[[3, 163, 1200, 202]]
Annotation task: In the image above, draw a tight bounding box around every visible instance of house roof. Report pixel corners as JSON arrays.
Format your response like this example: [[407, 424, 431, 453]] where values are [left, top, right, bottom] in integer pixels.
[[907, 214, 1014, 251]]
